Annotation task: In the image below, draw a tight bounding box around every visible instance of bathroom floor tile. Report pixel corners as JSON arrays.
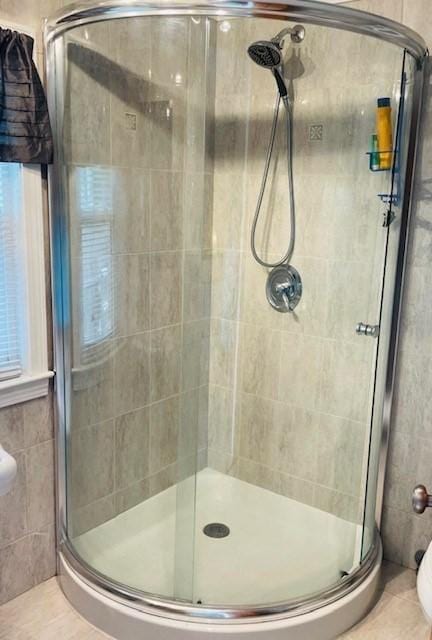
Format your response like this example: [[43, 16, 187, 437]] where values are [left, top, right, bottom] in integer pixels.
[[380, 559, 418, 603]]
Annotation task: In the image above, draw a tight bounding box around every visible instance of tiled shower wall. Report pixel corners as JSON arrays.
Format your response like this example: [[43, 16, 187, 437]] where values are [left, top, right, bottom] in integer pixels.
[[207, 16, 402, 524]]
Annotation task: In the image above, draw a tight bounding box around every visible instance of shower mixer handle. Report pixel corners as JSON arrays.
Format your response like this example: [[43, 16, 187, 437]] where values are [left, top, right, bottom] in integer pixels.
[[275, 281, 295, 310], [266, 265, 302, 313], [412, 485, 432, 514]]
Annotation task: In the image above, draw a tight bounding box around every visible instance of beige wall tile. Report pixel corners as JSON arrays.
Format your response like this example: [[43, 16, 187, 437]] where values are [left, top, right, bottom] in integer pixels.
[[179, 388, 207, 458], [109, 14, 152, 76], [150, 325, 181, 402], [110, 79, 151, 170], [25, 441, 55, 532], [319, 339, 373, 423], [313, 485, 360, 523], [115, 253, 150, 336], [23, 398, 53, 449], [148, 463, 177, 497], [212, 173, 244, 250], [316, 415, 366, 499], [237, 457, 277, 493], [115, 480, 149, 515], [239, 393, 277, 467], [115, 407, 150, 490], [181, 320, 210, 392], [71, 495, 116, 538], [214, 96, 248, 175], [150, 171, 183, 251], [112, 168, 150, 255], [0, 537, 34, 605], [183, 173, 213, 251], [276, 472, 315, 506], [239, 324, 281, 400], [149, 91, 186, 173], [0, 405, 24, 454], [208, 385, 234, 453], [215, 18, 251, 98], [31, 525, 56, 587], [149, 17, 189, 89], [64, 42, 111, 165], [70, 420, 115, 509], [279, 333, 323, 410], [183, 251, 212, 323], [113, 333, 150, 415], [71, 359, 115, 430], [0, 453, 27, 547], [209, 318, 237, 388], [150, 252, 182, 329], [275, 404, 319, 482], [150, 396, 179, 474], [211, 251, 240, 321]]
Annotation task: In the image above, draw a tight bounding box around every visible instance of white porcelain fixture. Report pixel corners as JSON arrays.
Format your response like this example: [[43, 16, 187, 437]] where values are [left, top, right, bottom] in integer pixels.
[[417, 542, 432, 624], [0, 445, 17, 496]]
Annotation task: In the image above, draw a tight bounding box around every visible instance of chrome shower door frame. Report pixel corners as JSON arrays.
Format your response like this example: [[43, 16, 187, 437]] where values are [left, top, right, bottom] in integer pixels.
[[45, 0, 428, 624]]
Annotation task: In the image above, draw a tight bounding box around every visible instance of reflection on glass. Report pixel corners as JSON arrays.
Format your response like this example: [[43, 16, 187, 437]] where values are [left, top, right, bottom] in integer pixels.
[[75, 166, 114, 365]]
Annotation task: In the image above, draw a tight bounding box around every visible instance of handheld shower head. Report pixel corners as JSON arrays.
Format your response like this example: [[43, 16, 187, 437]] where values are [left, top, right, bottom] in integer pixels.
[[247, 25, 304, 103], [247, 40, 282, 69], [247, 40, 288, 100]]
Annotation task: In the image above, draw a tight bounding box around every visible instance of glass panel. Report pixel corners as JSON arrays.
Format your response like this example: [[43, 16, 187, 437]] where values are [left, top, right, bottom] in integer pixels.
[[61, 15, 213, 601], [361, 51, 418, 559], [192, 18, 406, 605]]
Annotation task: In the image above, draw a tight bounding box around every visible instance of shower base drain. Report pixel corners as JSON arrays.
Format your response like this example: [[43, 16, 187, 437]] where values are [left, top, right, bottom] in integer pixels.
[[203, 522, 230, 538]]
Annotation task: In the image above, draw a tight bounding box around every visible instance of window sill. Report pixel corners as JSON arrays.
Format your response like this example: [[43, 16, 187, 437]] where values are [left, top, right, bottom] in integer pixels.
[[0, 372, 54, 409]]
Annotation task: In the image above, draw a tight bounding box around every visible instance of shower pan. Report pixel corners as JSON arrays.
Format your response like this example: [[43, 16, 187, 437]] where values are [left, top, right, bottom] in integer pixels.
[[45, 1, 426, 639]]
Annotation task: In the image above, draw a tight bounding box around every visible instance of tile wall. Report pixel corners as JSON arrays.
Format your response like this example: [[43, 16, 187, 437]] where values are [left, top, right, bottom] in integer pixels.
[[0, 399, 56, 604], [206, 16, 404, 525]]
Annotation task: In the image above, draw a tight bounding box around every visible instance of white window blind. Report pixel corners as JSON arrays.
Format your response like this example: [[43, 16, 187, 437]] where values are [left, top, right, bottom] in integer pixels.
[[76, 167, 114, 365], [0, 163, 24, 381]]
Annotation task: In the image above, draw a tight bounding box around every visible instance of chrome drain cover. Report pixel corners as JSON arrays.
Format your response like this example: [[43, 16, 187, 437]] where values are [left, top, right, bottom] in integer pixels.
[[266, 264, 302, 313], [203, 523, 230, 538]]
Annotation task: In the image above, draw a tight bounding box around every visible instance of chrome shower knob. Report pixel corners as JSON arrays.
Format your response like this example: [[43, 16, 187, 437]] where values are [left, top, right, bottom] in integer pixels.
[[266, 264, 302, 313], [412, 484, 432, 514]]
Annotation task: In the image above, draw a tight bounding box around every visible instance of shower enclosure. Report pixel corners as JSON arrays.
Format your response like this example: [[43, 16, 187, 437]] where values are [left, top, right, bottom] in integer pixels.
[[45, 1, 426, 638]]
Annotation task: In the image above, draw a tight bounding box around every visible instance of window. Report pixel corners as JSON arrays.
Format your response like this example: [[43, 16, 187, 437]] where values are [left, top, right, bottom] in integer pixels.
[[0, 162, 51, 408], [0, 164, 24, 381]]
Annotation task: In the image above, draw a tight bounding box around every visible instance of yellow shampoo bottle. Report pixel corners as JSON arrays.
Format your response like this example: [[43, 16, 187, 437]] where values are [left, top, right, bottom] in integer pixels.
[[376, 97, 393, 170]]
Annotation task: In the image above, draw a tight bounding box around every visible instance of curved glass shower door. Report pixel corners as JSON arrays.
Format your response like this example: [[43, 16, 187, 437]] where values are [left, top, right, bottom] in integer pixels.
[[48, 7, 417, 610]]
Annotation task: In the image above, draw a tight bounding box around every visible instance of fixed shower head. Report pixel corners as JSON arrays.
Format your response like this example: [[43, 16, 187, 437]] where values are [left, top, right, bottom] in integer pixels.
[[247, 40, 282, 69]]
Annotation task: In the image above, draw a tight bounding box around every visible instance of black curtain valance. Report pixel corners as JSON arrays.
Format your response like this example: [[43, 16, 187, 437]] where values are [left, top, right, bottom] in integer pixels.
[[0, 28, 53, 164]]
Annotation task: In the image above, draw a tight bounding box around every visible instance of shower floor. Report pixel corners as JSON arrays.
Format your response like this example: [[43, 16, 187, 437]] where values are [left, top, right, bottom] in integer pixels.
[[74, 468, 362, 605]]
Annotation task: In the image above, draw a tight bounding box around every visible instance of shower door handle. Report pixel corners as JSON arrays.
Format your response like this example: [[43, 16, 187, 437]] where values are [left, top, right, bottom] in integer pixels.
[[412, 485, 432, 514], [356, 322, 380, 338]]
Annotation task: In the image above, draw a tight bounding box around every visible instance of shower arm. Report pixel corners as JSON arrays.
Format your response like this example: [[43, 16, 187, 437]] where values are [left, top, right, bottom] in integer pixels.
[[272, 25, 305, 47]]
